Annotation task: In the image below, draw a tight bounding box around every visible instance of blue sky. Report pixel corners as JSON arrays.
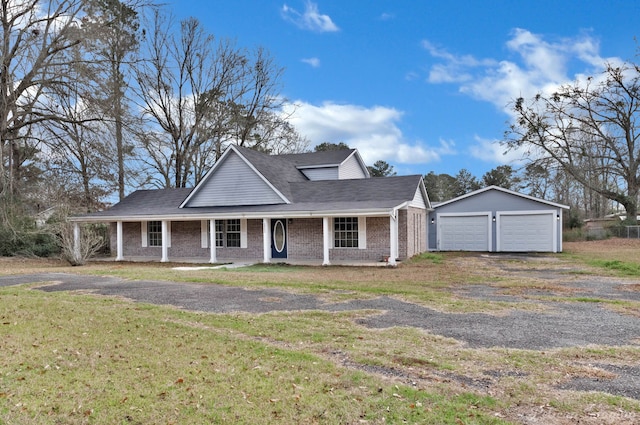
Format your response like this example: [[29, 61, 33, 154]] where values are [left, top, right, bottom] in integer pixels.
[[167, 0, 639, 178]]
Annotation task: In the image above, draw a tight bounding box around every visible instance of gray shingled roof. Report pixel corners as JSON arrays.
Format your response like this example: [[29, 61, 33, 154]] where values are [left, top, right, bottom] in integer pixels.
[[74, 148, 426, 221], [232, 146, 307, 201], [85, 188, 193, 218], [290, 175, 421, 203], [277, 149, 356, 167]]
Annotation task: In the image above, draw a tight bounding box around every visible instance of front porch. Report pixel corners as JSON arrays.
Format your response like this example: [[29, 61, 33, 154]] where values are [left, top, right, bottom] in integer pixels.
[[73, 213, 410, 267]]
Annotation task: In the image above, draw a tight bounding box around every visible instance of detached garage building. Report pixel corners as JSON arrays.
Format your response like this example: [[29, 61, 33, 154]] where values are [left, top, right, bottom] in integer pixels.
[[428, 186, 569, 253]]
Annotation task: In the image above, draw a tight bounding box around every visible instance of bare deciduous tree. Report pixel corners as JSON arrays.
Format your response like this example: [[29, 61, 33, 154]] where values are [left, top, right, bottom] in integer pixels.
[[0, 0, 85, 197], [135, 11, 302, 188], [506, 63, 640, 223]]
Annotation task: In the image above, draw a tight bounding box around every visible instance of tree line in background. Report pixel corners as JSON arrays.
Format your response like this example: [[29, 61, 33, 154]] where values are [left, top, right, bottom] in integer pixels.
[[1, 0, 639, 258], [319, 141, 612, 228], [424, 164, 609, 229], [0, 0, 309, 257]]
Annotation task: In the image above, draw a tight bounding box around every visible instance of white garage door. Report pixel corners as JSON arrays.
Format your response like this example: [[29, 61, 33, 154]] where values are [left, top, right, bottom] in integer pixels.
[[499, 213, 554, 252], [438, 214, 490, 251]]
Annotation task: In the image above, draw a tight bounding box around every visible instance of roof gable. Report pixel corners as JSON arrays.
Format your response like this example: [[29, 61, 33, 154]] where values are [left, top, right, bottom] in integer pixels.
[[181, 146, 290, 207], [182, 146, 377, 208], [434, 186, 569, 210], [410, 179, 430, 209], [279, 149, 370, 180], [278, 149, 355, 167]]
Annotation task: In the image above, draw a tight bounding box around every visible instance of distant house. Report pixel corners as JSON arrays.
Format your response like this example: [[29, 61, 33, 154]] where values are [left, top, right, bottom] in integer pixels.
[[428, 186, 569, 253], [70, 145, 430, 265]]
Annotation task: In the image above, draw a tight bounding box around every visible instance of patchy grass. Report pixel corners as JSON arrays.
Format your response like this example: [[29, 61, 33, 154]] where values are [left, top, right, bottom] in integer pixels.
[[2, 240, 640, 424], [405, 251, 445, 265], [0, 286, 511, 425], [2, 285, 639, 424], [564, 238, 640, 276], [585, 259, 640, 277]]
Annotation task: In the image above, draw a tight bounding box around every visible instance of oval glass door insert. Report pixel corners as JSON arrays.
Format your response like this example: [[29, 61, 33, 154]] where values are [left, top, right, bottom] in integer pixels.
[[273, 220, 285, 252]]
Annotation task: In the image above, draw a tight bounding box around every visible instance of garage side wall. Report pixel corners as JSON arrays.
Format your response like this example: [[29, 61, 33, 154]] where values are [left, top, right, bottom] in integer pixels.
[[406, 207, 427, 258], [428, 190, 565, 252]]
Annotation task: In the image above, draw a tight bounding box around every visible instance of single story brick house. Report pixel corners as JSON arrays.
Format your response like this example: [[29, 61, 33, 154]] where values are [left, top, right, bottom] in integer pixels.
[[71, 145, 431, 265], [428, 185, 569, 253]]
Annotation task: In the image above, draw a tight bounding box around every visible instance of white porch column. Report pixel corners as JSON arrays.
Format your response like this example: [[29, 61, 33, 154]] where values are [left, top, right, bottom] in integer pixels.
[[116, 221, 124, 261], [73, 222, 81, 262], [161, 220, 169, 262], [555, 212, 562, 253], [209, 219, 217, 263], [322, 216, 331, 266], [262, 218, 271, 263], [389, 212, 398, 266]]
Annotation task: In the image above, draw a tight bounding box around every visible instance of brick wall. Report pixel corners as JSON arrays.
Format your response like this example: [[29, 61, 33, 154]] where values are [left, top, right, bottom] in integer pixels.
[[329, 216, 391, 262], [287, 218, 323, 259], [110, 219, 264, 261], [109, 211, 426, 263]]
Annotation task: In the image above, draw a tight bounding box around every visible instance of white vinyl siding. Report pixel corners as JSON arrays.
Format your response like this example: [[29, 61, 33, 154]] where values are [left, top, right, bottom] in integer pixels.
[[185, 151, 285, 207], [410, 186, 427, 209], [338, 154, 367, 179], [300, 167, 339, 180]]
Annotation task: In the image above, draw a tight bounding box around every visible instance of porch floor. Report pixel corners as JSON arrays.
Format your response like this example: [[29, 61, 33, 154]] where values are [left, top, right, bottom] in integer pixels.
[[90, 256, 395, 267]]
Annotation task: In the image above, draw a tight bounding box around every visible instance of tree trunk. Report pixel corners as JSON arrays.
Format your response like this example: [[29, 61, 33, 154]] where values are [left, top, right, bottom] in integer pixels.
[[622, 194, 639, 224]]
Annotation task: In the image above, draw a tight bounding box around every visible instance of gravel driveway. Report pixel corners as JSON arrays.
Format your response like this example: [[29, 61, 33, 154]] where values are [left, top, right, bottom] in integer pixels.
[[1, 255, 639, 401]]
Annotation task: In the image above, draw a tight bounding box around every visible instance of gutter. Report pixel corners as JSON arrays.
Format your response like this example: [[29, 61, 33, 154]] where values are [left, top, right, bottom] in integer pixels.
[[68, 204, 411, 223]]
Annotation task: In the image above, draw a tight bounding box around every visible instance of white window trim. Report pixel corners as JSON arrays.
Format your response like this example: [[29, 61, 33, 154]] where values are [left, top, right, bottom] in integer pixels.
[[201, 220, 209, 248], [333, 217, 366, 249], [240, 218, 248, 248], [141, 221, 147, 247], [212, 219, 248, 249], [358, 216, 366, 250], [141, 220, 171, 248]]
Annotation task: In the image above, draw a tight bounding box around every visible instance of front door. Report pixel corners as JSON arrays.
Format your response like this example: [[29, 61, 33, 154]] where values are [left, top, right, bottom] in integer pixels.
[[271, 219, 288, 259]]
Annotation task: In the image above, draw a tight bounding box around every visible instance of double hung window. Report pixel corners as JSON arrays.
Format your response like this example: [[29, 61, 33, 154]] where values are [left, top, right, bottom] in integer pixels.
[[147, 221, 162, 247], [334, 217, 359, 248], [216, 219, 241, 248]]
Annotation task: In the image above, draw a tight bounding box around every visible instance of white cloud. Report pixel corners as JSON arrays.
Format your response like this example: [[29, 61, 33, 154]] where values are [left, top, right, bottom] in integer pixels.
[[301, 57, 320, 67], [421, 40, 496, 84], [281, 1, 339, 33], [421, 29, 630, 169], [469, 135, 526, 166], [422, 29, 621, 114], [283, 101, 456, 166]]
